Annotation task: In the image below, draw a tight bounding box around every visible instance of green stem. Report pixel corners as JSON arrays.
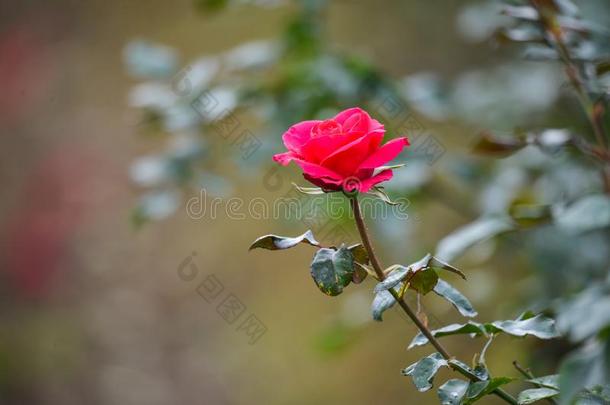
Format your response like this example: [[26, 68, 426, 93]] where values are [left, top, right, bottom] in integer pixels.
[[349, 196, 518, 405], [513, 361, 558, 405], [529, 1, 610, 191]]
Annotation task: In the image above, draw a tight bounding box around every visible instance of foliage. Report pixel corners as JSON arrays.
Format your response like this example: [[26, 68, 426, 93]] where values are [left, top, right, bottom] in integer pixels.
[[127, 0, 610, 403]]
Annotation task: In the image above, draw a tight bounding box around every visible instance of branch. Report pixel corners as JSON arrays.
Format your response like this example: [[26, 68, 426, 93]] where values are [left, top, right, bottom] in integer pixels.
[[349, 196, 518, 405]]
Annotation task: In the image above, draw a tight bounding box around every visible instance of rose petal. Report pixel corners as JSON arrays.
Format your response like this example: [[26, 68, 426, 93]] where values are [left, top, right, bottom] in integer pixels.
[[300, 131, 364, 163], [282, 120, 320, 154], [358, 137, 409, 170], [273, 151, 298, 166], [359, 169, 394, 192], [333, 107, 362, 125], [320, 131, 384, 176], [303, 173, 343, 191], [334, 107, 383, 133], [291, 158, 343, 182]]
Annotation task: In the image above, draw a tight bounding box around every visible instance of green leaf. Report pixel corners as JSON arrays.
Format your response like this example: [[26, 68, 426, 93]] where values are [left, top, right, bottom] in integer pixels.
[[410, 268, 439, 295], [433, 279, 478, 318], [292, 182, 326, 195], [437, 379, 469, 405], [489, 314, 560, 339], [409, 314, 558, 349], [574, 386, 610, 404], [375, 264, 410, 292], [558, 342, 608, 405], [555, 194, 610, 234], [352, 262, 368, 284], [435, 216, 515, 262], [430, 256, 466, 280], [408, 322, 487, 349], [449, 359, 478, 378], [466, 381, 489, 400], [375, 254, 463, 295], [348, 244, 369, 265], [348, 245, 369, 284], [402, 353, 448, 392], [518, 388, 559, 404], [556, 284, 610, 342], [527, 375, 559, 390], [371, 287, 398, 321], [466, 377, 515, 403], [310, 246, 354, 296], [249, 230, 319, 251], [375, 255, 431, 292]]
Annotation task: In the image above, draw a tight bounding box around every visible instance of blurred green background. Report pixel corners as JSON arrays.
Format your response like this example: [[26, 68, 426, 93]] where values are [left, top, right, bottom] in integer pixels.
[[2, 0, 608, 404]]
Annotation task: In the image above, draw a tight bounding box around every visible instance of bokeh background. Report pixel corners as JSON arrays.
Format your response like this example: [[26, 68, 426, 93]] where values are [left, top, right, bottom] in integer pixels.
[[2, 1, 609, 404]]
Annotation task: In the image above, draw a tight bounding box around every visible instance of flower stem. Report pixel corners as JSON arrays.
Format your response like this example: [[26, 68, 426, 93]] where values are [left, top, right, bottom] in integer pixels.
[[529, 1, 610, 191], [349, 196, 518, 405], [513, 361, 558, 405]]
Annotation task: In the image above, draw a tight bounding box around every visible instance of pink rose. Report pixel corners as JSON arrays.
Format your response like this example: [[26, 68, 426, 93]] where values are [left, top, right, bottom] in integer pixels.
[[273, 107, 409, 193]]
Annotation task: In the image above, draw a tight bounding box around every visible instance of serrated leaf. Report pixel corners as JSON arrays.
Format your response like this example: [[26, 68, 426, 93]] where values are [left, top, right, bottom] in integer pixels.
[[402, 353, 448, 392], [489, 314, 560, 339], [310, 247, 354, 296], [433, 279, 478, 318], [527, 375, 559, 390], [518, 388, 559, 404], [408, 322, 487, 349], [438, 379, 469, 405], [249, 230, 319, 251], [371, 287, 398, 321]]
